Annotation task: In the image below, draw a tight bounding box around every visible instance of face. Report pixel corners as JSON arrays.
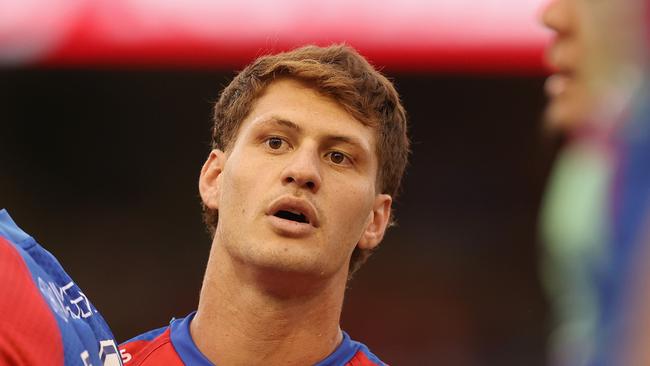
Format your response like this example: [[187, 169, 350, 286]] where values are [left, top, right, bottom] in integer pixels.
[[199, 78, 391, 279], [541, 0, 645, 130]]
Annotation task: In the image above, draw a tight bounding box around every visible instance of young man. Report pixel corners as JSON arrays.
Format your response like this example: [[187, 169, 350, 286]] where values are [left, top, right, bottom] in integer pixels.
[[119, 45, 409, 365], [539, 0, 649, 365]]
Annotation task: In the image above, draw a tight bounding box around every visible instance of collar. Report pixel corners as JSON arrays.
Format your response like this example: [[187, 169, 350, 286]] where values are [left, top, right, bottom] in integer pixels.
[[170, 312, 360, 365], [169, 312, 214, 366]]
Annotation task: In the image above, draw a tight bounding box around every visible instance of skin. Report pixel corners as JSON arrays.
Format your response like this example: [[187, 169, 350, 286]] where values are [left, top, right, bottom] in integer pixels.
[[540, 0, 645, 131], [193, 78, 392, 366]]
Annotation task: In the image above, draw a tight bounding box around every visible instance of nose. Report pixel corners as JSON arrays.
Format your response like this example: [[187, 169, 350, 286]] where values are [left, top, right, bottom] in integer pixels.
[[281, 146, 322, 193], [540, 0, 570, 34]]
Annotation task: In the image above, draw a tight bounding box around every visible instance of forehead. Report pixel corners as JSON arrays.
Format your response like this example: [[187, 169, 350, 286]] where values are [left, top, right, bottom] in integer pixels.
[[237, 78, 377, 150]]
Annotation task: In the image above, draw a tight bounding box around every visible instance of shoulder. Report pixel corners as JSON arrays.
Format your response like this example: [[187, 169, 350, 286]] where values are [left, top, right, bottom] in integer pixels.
[[0, 234, 64, 366], [120, 326, 183, 366], [0, 233, 40, 301], [121, 313, 214, 366]]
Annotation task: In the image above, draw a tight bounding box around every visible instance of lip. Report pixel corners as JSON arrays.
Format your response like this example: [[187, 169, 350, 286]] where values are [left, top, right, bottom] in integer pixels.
[[266, 195, 320, 232], [266, 215, 316, 238], [545, 71, 574, 97], [544, 35, 575, 72], [544, 40, 575, 97]]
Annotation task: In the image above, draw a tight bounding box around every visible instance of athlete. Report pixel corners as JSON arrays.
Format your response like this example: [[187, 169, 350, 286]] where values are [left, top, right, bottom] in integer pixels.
[[539, 0, 649, 364], [119, 44, 409, 365], [0, 209, 122, 366]]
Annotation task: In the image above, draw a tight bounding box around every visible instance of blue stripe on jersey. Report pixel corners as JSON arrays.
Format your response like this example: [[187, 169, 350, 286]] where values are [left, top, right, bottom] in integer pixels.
[[315, 332, 359, 365], [0, 209, 31, 245], [169, 312, 215, 366]]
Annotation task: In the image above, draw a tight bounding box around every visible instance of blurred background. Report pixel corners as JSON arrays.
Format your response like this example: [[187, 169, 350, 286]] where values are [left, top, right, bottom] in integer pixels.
[[0, 0, 557, 364]]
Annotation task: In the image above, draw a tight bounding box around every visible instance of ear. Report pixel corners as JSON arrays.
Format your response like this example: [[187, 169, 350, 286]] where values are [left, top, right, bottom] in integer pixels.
[[199, 149, 227, 210], [358, 194, 392, 250]]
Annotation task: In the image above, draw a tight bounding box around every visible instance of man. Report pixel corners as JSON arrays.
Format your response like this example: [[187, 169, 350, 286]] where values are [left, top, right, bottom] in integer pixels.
[[539, 0, 648, 365], [119, 45, 409, 365], [0, 209, 123, 366]]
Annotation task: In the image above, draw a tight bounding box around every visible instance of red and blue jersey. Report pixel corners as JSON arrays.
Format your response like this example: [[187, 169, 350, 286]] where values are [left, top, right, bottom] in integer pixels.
[[119, 312, 386, 365], [0, 209, 122, 366]]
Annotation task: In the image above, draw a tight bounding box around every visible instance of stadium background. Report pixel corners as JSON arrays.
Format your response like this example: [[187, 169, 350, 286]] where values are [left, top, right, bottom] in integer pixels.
[[1, 1, 555, 364]]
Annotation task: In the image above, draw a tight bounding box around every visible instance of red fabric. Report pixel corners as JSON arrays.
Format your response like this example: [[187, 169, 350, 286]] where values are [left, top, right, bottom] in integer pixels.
[[0, 237, 63, 366], [120, 329, 183, 366]]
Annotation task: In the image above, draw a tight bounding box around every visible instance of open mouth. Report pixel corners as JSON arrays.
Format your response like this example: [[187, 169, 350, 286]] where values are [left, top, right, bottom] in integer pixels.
[[274, 210, 309, 224], [267, 196, 319, 229]]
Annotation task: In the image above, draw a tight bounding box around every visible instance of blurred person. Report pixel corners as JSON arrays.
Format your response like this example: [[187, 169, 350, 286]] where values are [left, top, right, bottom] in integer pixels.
[[539, 0, 649, 365], [0, 210, 122, 366], [118, 44, 409, 366]]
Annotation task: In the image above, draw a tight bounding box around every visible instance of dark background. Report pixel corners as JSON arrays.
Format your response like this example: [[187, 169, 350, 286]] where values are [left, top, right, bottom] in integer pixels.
[[0, 69, 556, 365]]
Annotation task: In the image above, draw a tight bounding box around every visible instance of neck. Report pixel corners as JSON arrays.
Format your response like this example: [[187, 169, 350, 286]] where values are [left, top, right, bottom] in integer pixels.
[[190, 241, 348, 366]]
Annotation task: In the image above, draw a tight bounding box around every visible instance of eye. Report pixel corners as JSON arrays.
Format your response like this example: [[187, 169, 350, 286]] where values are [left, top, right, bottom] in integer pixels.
[[266, 137, 285, 150], [326, 151, 351, 165]]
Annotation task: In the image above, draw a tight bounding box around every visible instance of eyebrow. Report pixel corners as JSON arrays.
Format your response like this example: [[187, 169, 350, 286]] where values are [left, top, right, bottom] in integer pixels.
[[328, 135, 365, 148], [261, 117, 302, 133]]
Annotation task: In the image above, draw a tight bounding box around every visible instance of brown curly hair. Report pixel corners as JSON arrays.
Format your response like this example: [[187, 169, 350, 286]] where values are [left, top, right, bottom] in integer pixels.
[[203, 44, 409, 278]]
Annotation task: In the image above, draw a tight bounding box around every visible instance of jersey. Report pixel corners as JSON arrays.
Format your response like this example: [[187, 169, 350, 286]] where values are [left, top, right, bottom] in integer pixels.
[[0, 209, 122, 366], [541, 87, 650, 365], [119, 312, 387, 366]]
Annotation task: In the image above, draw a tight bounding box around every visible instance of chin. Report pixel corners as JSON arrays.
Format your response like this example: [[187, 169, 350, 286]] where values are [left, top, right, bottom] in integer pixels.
[[544, 96, 584, 133], [244, 242, 339, 277], [250, 254, 345, 296]]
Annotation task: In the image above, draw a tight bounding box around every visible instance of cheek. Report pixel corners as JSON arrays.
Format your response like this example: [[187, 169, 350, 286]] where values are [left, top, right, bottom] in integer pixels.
[[220, 156, 268, 217], [325, 182, 375, 238]]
